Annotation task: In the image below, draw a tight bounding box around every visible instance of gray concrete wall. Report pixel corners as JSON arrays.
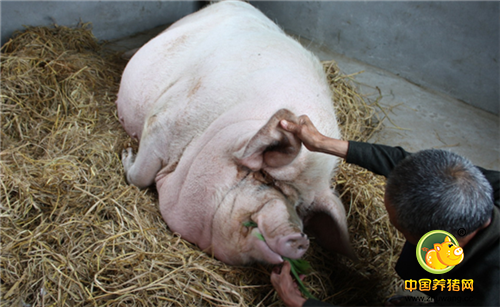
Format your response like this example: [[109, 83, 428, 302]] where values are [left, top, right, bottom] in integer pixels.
[[2, 1, 498, 114], [252, 1, 499, 115], [1, 1, 199, 46]]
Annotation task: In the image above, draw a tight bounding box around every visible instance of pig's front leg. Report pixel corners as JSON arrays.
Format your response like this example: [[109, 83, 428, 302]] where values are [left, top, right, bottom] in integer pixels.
[[121, 138, 162, 189]]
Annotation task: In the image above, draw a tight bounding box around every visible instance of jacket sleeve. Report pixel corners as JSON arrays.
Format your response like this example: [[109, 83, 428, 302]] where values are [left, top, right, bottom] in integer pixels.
[[345, 141, 412, 177], [476, 166, 500, 204]]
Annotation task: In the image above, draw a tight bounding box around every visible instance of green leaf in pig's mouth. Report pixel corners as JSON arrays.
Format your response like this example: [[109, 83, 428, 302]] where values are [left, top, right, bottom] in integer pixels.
[[243, 220, 265, 241], [242, 221, 316, 299], [242, 221, 258, 228], [254, 232, 266, 241]]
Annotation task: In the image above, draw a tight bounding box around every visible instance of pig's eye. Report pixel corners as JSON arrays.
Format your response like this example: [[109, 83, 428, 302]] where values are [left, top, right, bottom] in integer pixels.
[[448, 244, 454, 248]]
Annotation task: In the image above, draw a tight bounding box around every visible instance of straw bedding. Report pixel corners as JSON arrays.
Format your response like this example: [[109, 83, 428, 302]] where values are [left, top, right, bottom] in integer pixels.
[[1, 24, 404, 306]]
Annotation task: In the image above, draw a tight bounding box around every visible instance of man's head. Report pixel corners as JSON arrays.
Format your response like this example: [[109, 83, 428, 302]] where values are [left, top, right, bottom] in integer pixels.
[[385, 149, 493, 245]]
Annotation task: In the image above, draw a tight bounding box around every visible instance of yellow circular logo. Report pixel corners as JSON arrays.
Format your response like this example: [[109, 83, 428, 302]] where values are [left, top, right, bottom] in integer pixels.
[[416, 230, 464, 274]]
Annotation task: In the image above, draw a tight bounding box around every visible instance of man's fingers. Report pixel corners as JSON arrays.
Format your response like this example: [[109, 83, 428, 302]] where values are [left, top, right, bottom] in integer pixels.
[[270, 269, 279, 285], [272, 265, 282, 275], [281, 260, 292, 273], [280, 119, 297, 132], [297, 115, 311, 126]]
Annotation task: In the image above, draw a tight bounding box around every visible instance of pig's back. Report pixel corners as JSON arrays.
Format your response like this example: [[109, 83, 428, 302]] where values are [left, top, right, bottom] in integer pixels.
[[117, 0, 338, 157]]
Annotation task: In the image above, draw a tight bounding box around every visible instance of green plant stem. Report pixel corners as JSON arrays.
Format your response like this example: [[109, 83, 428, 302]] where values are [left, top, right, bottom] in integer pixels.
[[283, 257, 317, 300]]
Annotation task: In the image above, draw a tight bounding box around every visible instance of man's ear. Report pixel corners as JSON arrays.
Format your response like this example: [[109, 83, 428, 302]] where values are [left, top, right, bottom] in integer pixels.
[[234, 109, 301, 170]]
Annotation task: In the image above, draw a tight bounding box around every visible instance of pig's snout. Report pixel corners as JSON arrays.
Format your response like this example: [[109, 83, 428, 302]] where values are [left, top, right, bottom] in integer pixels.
[[454, 247, 463, 256], [276, 233, 309, 259]]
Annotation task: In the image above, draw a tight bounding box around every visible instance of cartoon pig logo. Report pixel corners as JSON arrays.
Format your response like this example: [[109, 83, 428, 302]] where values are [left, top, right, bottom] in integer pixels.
[[416, 230, 465, 274], [425, 236, 464, 270]]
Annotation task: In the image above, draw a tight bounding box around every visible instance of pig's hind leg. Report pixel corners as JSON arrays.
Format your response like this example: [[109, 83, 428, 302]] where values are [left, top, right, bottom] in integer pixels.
[[121, 137, 163, 189]]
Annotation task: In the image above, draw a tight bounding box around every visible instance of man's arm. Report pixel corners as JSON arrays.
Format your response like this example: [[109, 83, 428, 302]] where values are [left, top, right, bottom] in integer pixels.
[[476, 166, 500, 203], [345, 141, 411, 177], [280, 116, 412, 177]]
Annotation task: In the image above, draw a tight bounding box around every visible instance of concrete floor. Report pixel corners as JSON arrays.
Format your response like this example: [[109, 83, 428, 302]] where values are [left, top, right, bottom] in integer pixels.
[[107, 26, 499, 171], [297, 36, 499, 171]]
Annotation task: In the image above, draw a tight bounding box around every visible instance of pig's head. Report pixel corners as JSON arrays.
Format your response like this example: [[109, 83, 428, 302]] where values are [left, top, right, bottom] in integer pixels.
[[204, 109, 353, 265], [434, 236, 464, 266], [209, 169, 310, 265]]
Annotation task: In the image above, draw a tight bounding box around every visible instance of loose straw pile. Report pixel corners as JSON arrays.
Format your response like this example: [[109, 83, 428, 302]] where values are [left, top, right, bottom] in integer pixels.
[[1, 24, 404, 306]]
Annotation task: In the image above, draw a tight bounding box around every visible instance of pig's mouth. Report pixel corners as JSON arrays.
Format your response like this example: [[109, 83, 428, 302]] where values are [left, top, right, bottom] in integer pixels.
[[251, 228, 283, 264], [443, 254, 463, 264], [249, 226, 309, 264]]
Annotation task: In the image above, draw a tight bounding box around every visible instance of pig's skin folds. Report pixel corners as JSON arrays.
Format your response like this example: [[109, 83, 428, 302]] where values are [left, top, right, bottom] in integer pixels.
[[117, 0, 354, 265]]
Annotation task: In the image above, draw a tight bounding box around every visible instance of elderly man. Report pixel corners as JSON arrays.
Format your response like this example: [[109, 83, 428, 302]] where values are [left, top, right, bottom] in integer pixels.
[[271, 115, 499, 307]]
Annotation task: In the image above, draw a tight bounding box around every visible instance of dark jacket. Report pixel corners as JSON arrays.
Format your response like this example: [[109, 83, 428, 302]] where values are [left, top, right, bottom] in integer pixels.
[[304, 141, 499, 306]]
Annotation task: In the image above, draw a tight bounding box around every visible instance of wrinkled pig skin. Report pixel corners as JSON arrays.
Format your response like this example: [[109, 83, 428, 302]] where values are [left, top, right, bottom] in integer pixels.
[[117, 0, 355, 265]]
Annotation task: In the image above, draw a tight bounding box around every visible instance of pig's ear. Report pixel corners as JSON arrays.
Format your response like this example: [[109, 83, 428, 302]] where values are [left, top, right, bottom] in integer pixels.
[[434, 243, 442, 251], [234, 109, 301, 170], [303, 192, 357, 260]]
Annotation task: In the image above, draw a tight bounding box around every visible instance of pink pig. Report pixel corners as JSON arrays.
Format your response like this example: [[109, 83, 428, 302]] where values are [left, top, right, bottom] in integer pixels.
[[116, 0, 354, 265]]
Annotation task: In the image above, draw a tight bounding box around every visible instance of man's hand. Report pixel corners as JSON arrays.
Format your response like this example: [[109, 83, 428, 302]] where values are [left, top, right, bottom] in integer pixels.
[[280, 115, 325, 152], [270, 261, 307, 307], [280, 115, 349, 159]]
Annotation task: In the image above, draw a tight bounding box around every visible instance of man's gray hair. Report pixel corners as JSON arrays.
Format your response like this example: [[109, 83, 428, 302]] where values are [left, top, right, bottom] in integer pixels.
[[385, 149, 493, 238]]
